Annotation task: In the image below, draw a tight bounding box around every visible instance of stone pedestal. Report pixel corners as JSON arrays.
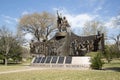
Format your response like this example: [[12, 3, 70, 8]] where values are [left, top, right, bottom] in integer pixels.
[[31, 56, 91, 69]]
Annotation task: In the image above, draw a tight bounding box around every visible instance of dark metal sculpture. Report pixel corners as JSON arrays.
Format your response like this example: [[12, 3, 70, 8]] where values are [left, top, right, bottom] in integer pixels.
[[57, 11, 70, 32], [30, 12, 104, 56], [57, 11, 62, 32]]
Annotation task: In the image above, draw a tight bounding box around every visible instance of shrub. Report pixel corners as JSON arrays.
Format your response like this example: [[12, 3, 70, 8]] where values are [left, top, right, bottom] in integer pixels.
[[103, 46, 112, 63], [103, 45, 120, 63], [91, 53, 104, 70]]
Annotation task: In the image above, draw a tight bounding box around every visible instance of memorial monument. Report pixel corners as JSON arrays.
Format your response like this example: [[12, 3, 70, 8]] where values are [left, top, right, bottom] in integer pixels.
[[30, 11, 104, 69]]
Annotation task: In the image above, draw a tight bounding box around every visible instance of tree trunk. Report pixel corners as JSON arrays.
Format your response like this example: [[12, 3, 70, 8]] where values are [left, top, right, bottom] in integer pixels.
[[3, 59, 5, 64], [4, 57, 8, 66]]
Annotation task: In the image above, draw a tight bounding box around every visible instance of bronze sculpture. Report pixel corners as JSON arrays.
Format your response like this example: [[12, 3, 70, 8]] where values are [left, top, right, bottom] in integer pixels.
[[30, 12, 104, 56], [57, 11, 70, 32], [57, 11, 62, 32]]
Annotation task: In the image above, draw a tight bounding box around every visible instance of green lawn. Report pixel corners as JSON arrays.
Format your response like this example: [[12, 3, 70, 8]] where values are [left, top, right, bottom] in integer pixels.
[[103, 59, 120, 68], [0, 65, 28, 72], [0, 69, 120, 80], [0, 62, 30, 72], [0, 59, 119, 80]]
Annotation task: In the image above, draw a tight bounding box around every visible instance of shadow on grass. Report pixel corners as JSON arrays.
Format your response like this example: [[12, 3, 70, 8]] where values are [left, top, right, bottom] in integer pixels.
[[104, 67, 120, 72]]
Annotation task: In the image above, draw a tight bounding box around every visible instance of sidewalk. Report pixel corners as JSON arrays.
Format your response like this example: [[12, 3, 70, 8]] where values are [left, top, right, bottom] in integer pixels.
[[0, 67, 46, 74]]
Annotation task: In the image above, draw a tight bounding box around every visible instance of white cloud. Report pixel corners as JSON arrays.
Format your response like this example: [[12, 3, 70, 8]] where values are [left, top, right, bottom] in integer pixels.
[[22, 11, 29, 15], [1, 15, 19, 24], [104, 21, 113, 28], [94, 6, 102, 13], [65, 13, 97, 29], [104, 16, 120, 37], [4, 20, 13, 24], [104, 17, 118, 28], [53, 7, 100, 34], [55, 7, 99, 25], [2, 15, 18, 22], [56, 9, 98, 28]]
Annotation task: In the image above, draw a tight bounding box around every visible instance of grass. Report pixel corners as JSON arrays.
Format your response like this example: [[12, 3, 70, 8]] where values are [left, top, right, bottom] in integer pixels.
[[103, 59, 120, 68], [0, 65, 28, 72], [0, 69, 120, 80], [0, 62, 30, 72], [86, 52, 99, 57], [0, 57, 119, 80]]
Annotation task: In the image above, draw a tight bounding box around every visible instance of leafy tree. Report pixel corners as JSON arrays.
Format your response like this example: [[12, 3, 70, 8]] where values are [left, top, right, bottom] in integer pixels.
[[109, 34, 120, 58], [112, 45, 120, 58], [18, 12, 56, 42], [0, 27, 13, 65], [103, 44, 120, 63], [9, 40, 22, 62], [0, 27, 22, 65]]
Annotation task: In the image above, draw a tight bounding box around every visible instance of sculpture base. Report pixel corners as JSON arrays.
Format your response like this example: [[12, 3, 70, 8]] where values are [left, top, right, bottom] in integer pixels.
[[31, 56, 91, 69]]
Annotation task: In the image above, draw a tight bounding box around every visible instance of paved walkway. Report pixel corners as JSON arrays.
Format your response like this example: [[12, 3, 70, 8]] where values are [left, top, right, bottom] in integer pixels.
[[0, 67, 47, 74]]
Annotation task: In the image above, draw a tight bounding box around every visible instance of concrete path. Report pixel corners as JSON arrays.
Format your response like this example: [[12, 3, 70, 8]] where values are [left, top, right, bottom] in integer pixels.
[[0, 67, 47, 74]]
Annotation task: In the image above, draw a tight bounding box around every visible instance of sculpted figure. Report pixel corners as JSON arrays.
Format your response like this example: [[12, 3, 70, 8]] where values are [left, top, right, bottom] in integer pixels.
[[62, 16, 70, 32], [57, 11, 62, 32], [57, 11, 70, 32]]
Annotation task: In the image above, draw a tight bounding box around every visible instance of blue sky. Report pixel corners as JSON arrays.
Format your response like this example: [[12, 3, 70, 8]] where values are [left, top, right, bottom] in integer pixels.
[[0, 0, 120, 40]]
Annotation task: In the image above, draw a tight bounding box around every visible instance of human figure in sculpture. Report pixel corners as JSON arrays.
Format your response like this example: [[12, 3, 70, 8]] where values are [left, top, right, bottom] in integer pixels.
[[57, 10, 70, 32], [62, 16, 70, 32], [57, 11, 62, 32]]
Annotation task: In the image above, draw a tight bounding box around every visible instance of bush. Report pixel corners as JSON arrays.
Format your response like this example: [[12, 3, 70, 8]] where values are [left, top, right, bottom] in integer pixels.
[[103, 45, 120, 63], [103, 45, 113, 63], [91, 53, 104, 70]]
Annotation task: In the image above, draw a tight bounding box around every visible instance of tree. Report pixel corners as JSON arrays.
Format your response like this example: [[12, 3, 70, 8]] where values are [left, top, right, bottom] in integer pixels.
[[83, 20, 107, 36], [21, 47, 30, 60], [107, 13, 120, 58], [109, 34, 120, 58], [8, 40, 22, 63], [0, 27, 13, 65], [0, 27, 22, 65], [110, 34, 120, 51], [18, 12, 56, 42], [112, 13, 120, 52]]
